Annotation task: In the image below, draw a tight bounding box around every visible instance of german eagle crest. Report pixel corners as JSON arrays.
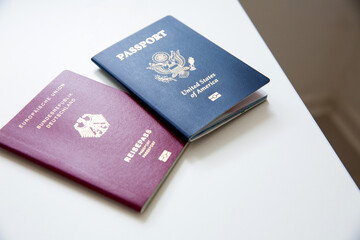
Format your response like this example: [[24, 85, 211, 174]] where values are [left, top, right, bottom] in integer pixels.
[[74, 114, 110, 138], [146, 50, 196, 83]]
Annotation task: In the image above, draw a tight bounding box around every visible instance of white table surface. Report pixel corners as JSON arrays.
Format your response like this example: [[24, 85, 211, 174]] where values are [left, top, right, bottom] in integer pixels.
[[0, 1, 359, 239]]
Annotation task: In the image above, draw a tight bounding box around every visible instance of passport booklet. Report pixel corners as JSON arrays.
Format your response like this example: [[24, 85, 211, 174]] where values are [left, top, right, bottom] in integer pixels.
[[92, 16, 270, 141], [0, 71, 187, 213]]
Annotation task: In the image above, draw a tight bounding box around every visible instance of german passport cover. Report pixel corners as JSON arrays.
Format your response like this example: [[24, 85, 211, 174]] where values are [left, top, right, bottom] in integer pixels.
[[0, 70, 187, 212]]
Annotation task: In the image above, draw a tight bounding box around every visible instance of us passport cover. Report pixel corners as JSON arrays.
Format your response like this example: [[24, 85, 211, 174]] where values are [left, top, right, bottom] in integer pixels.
[[0, 70, 187, 213], [92, 15, 270, 141]]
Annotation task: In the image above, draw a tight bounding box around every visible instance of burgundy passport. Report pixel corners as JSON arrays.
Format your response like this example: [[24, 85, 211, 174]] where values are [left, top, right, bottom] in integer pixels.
[[0, 70, 187, 212]]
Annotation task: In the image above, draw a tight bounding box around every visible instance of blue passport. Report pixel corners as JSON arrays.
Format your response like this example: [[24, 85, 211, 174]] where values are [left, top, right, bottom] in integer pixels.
[[92, 16, 270, 141]]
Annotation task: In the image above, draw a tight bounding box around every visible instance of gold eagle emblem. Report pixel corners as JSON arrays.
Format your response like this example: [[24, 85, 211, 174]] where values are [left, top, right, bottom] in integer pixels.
[[147, 50, 196, 83]]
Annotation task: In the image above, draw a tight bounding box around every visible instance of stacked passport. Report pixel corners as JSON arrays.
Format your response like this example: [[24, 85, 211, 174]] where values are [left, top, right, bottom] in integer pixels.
[[0, 16, 269, 212]]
